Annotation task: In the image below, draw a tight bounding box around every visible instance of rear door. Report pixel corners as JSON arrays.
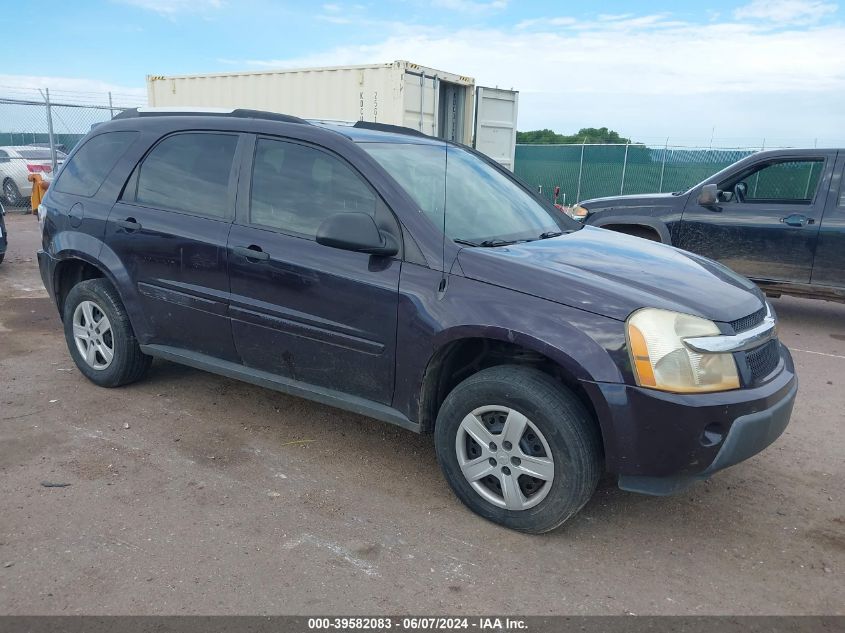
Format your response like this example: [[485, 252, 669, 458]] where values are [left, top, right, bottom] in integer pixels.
[[810, 151, 845, 289], [677, 153, 834, 283], [473, 87, 519, 170], [106, 131, 242, 361], [227, 135, 401, 404]]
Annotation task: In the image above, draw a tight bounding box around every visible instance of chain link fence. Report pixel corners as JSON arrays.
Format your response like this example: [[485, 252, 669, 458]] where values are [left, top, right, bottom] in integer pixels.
[[515, 143, 763, 206], [0, 88, 141, 209]]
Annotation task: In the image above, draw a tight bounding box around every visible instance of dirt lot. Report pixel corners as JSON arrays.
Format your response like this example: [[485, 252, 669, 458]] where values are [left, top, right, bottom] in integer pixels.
[[0, 210, 842, 615]]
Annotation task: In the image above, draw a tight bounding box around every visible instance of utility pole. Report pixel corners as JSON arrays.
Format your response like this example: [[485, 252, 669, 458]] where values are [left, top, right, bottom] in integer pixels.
[[40, 88, 58, 174]]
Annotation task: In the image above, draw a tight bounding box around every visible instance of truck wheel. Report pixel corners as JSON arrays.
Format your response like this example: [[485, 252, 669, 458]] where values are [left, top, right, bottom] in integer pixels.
[[63, 279, 151, 387], [434, 365, 602, 533]]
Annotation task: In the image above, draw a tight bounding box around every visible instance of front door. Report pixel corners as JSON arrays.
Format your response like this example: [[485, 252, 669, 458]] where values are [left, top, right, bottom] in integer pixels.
[[227, 136, 401, 404], [677, 154, 833, 283], [811, 152, 845, 289], [106, 131, 241, 360]]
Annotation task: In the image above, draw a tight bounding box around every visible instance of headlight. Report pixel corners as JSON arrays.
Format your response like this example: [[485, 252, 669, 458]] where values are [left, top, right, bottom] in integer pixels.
[[567, 205, 588, 221], [626, 308, 740, 393]]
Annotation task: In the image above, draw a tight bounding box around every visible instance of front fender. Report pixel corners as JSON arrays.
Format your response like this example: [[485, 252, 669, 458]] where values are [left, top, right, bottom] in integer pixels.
[[428, 323, 624, 386], [393, 265, 630, 444]]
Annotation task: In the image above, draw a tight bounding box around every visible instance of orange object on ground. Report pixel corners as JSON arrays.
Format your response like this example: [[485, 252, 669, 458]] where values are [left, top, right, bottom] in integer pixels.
[[27, 173, 49, 213]]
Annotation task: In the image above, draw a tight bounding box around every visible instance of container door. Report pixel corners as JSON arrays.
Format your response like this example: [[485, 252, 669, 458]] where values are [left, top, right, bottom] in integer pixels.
[[403, 71, 438, 136], [473, 87, 519, 170]]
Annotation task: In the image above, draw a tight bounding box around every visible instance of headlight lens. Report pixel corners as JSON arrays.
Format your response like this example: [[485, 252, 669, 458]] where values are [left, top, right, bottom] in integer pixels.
[[567, 204, 588, 221], [626, 308, 740, 393]]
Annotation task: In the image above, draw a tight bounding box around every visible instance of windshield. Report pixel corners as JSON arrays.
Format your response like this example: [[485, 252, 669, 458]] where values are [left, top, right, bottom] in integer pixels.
[[361, 142, 576, 245]]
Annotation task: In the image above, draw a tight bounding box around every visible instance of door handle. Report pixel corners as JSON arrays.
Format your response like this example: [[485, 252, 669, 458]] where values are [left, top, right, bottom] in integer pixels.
[[780, 213, 814, 227], [117, 217, 141, 232], [232, 245, 270, 261]]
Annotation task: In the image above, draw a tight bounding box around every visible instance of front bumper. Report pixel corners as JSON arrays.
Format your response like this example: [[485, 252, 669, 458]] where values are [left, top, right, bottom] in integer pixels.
[[581, 344, 797, 495]]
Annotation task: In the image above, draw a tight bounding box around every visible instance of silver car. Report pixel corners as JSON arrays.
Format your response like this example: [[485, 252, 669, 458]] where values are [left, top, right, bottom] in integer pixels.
[[0, 146, 66, 207]]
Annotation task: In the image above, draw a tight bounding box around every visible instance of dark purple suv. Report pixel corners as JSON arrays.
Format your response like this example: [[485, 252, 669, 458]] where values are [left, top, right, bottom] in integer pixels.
[[37, 109, 797, 532]]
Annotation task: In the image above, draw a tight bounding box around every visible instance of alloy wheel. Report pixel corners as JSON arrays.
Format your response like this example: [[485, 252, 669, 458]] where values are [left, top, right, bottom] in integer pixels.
[[455, 405, 555, 511], [72, 300, 114, 370]]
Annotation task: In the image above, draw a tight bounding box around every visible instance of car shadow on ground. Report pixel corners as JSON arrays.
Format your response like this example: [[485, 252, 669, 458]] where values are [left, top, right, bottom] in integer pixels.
[[133, 358, 773, 539]]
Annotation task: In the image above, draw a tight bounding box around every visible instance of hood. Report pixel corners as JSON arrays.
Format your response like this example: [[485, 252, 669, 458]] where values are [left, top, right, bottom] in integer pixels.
[[457, 226, 764, 322], [580, 191, 683, 211]]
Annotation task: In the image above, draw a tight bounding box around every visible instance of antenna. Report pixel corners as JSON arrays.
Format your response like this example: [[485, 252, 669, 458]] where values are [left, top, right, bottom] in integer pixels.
[[439, 147, 449, 296]]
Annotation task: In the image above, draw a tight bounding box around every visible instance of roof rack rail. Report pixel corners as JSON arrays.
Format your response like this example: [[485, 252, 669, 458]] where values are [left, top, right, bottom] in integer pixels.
[[352, 121, 429, 138], [113, 107, 309, 125]]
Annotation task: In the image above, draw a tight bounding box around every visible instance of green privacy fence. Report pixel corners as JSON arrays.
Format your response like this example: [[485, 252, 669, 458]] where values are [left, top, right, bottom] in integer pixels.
[[514, 144, 758, 204], [1, 94, 134, 158]]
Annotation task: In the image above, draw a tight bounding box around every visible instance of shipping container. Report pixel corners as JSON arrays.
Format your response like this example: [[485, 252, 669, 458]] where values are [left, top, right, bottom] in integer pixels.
[[146, 60, 518, 168]]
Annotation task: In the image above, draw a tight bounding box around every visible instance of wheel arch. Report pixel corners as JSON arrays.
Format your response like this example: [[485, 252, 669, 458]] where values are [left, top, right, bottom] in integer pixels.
[[417, 328, 615, 457], [50, 238, 152, 342], [587, 214, 670, 243]]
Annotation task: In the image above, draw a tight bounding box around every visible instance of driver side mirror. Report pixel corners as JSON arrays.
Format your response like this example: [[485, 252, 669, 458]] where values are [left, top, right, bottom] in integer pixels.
[[316, 212, 398, 257], [697, 183, 720, 206]]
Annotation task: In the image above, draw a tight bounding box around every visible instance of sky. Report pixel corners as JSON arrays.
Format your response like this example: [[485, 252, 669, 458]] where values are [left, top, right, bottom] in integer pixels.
[[4, 0, 845, 146]]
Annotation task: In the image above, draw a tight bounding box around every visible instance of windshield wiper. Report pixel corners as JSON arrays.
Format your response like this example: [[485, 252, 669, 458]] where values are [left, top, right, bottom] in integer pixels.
[[454, 238, 522, 247], [538, 231, 564, 239], [479, 238, 522, 247]]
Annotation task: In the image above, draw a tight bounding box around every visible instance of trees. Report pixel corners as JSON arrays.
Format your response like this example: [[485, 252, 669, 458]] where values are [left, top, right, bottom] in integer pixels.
[[516, 127, 631, 144]]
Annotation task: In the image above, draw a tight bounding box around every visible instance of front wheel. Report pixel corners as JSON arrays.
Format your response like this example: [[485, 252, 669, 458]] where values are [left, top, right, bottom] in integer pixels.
[[435, 366, 602, 533]]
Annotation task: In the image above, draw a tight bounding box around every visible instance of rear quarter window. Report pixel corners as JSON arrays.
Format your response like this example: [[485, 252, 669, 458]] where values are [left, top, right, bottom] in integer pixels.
[[54, 131, 139, 197], [16, 149, 53, 160]]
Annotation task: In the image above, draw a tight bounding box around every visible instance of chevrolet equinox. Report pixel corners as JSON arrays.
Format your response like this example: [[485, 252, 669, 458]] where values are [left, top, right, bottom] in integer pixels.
[[37, 108, 798, 532]]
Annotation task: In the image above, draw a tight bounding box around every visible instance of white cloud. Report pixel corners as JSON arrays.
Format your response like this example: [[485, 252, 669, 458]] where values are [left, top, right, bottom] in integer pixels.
[[239, 10, 845, 144], [115, 0, 224, 16], [431, 0, 507, 14], [516, 16, 578, 29], [734, 0, 837, 24]]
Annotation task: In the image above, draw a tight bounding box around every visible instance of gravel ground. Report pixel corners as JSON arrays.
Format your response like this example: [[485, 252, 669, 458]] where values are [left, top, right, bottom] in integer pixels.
[[0, 210, 842, 615]]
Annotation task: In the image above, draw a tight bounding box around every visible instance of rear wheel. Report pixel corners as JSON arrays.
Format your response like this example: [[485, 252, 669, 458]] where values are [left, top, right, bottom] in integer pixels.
[[63, 279, 151, 387], [434, 365, 602, 533], [3, 179, 23, 208]]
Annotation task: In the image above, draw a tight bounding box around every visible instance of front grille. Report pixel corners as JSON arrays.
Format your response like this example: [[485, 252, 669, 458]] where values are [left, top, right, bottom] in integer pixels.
[[730, 306, 766, 333], [745, 339, 780, 383]]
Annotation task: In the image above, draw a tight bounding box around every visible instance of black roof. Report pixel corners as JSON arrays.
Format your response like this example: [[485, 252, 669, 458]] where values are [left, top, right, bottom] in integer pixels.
[[113, 107, 445, 145]]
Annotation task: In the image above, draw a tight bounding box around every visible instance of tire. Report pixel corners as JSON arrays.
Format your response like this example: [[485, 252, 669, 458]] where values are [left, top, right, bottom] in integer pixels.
[[0, 253, 4, 265], [3, 179, 23, 208], [62, 278, 151, 387], [434, 365, 602, 533]]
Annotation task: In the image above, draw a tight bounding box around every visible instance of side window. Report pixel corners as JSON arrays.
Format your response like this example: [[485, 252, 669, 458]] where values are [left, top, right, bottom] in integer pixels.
[[721, 159, 823, 204], [840, 164, 845, 208], [54, 131, 138, 197], [133, 133, 238, 219], [250, 138, 377, 237]]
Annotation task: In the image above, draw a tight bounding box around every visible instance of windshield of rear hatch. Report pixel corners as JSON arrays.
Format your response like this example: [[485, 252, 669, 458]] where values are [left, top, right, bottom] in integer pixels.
[[361, 142, 576, 244]]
